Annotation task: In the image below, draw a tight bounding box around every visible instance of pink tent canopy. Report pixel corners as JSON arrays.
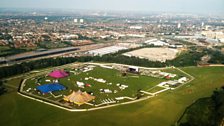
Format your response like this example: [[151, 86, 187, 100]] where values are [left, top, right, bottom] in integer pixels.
[[48, 70, 69, 78]]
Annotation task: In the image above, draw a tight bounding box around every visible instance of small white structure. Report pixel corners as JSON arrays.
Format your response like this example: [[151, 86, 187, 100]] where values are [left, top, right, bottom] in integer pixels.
[[159, 72, 176, 78], [169, 74, 177, 78], [145, 39, 169, 46], [77, 81, 84, 88], [178, 77, 187, 83], [130, 26, 142, 29], [45, 80, 51, 82], [127, 34, 145, 38], [159, 72, 169, 76], [128, 66, 139, 72], [83, 67, 93, 72], [169, 44, 184, 48], [158, 80, 180, 87], [115, 97, 124, 100], [104, 89, 112, 93], [80, 19, 84, 23], [165, 80, 179, 87], [107, 82, 112, 85], [119, 85, 128, 90], [74, 19, 78, 23], [152, 71, 160, 74], [177, 23, 181, 29], [26, 88, 32, 92], [95, 78, 106, 83], [153, 41, 169, 46], [55, 80, 59, 83], [158, 82, 167, 87]]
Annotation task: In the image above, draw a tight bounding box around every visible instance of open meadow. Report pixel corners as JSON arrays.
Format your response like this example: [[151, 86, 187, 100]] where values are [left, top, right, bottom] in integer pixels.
[[1, 65, 224, 126]]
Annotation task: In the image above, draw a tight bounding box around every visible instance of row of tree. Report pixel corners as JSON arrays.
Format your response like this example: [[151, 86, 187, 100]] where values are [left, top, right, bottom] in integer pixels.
[[0, 55, 165, 79], [166, 50, 205, 67], [207, 50, 224, 64], [1, 47, 224, 79], [0, 57, 79, 79]]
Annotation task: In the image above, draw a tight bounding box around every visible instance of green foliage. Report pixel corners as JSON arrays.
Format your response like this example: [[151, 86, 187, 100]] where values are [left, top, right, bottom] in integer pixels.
[[93, 55, 166, 67], [0, 48, 31, 57], [166, 50, 205, 67], [208, 50, 224, 64], [179, 88, 224, 126], [1, 47, 224, 80], [0, 34, 13, 40], [212, 88, 224, 122], [1, 66, 224, 126], [0, 57, 80, 79], [0, 80, 6, 95]]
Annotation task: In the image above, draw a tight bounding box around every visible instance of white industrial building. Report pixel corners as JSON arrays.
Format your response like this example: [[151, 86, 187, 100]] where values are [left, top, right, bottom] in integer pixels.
[[129, 26, 143, 29], [144, 39, 169, 46], [80, 19, 84, 23], [87, 46, 128, 56]]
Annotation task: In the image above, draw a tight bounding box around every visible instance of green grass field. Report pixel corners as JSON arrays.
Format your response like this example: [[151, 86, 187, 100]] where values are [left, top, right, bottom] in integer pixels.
[[1, 66, 224, 126]]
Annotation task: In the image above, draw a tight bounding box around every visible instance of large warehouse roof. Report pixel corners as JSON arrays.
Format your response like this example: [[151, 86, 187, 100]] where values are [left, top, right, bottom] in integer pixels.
[[88, 46, 128, 56]]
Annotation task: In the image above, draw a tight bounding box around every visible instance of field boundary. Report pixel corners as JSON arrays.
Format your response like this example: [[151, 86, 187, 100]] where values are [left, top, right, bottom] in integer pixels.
[[17, 62, 194, 112]]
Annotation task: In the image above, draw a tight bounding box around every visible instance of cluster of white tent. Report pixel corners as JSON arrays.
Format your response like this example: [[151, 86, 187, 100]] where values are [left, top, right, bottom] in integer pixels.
[[82, 66, 94, 72], [100, 89, 113, 93], [77, 81, 85, 88], [158, 77, 188, 88], [116, 83, 128, 90], [85, 77, 106, 83]]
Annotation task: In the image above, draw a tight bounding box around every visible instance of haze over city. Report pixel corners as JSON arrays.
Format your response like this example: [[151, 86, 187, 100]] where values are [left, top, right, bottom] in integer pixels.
[[0, 0, 224, 14]]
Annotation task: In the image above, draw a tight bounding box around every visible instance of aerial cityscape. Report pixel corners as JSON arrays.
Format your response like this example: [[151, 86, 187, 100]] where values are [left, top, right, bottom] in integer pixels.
[[0, 0, 224, 126]]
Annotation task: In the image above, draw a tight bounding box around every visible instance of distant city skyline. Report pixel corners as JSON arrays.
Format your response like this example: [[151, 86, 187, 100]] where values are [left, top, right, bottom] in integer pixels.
[[0, 0, 224, 14]]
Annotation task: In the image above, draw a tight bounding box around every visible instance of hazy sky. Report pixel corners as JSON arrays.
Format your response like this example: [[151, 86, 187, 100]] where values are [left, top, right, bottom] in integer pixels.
[[0, 0, 224, 14]]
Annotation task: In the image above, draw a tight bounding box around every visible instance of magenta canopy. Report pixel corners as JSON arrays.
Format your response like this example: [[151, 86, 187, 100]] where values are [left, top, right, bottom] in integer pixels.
[[48, 70, 69, 78]]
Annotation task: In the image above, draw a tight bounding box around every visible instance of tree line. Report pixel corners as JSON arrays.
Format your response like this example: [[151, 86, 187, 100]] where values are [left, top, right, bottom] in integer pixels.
[[1, 47, 224, 79], [0, 55, 165, 79], [179, 87, 224, 126]]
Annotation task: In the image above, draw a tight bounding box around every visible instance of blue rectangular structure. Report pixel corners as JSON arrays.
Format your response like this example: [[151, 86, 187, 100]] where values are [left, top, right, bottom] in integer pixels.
[[36, 83, 66, 93]]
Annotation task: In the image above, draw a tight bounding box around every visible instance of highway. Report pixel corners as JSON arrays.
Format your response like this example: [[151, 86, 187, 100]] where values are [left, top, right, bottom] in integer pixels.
[[0, 43, 113, 67]]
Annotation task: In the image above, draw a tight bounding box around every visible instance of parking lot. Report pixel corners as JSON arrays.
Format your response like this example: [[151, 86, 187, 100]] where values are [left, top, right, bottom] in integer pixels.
[[123, 47, 180, 62]]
